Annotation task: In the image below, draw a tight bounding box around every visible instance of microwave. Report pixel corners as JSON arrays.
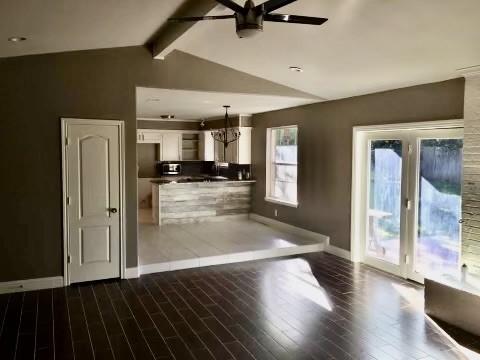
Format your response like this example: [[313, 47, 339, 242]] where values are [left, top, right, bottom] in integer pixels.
[[161, 163, 181, 175]]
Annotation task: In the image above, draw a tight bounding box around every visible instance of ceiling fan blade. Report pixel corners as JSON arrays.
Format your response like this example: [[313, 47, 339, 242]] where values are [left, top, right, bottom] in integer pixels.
[[255, 0, 297, 14], [169, 14, 235, 22], [264, 13, 328, 25], [215, 0, 245, 13]]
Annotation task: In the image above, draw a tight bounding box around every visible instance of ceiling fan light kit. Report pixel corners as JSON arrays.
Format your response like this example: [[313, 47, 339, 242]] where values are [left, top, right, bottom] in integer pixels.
[[169, 0, 328, 39], [235, 9, 264, 38]]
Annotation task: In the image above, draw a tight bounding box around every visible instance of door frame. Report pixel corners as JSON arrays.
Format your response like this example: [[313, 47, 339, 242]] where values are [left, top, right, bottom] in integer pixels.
[[350, 119, 464, 278], [61, 118, 126, 286]]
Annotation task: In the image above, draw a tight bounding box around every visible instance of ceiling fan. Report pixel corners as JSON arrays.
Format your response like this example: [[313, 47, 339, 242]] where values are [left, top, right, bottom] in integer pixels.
[[169, 0, 328, 38]]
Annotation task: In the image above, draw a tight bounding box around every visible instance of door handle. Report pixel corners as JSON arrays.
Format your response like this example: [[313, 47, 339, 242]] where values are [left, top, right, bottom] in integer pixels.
[[108, 208, 118, 214]]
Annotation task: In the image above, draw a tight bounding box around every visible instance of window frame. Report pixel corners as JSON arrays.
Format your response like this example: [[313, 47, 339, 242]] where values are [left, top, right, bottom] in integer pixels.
[[265, 125, 299, 208]]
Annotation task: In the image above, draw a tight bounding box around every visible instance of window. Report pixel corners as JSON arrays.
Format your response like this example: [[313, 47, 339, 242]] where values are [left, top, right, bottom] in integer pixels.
[[266, 126, 298, 207]]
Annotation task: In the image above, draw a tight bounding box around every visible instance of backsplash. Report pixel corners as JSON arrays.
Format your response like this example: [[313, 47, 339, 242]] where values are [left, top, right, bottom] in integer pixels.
[[166, 161, 215, 176], [150, 161, 252, 180], [218, 163, 252, 180]]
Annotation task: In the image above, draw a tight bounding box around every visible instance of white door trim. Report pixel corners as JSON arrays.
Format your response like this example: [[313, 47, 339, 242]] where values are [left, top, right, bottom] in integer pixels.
[[61, 118, 126, 286], [351, 119, 464, 265]]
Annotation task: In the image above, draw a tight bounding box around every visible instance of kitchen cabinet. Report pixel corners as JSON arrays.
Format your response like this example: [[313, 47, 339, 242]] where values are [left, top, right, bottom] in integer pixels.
[[161, 133, 182, 161], [212, 127, 251, 164], [200, 131, 215, 161], [137, 129, 163, 143], [182, 133, 200, 161], [137, 130, 182, 161]]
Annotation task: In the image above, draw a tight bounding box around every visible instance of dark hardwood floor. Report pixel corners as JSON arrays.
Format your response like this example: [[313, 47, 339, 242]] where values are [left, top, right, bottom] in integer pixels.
[[0, 253, 478, 360]]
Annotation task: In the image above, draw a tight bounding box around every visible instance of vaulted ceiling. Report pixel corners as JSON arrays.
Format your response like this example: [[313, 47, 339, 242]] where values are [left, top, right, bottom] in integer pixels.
[[162, 0, 480, 99], [0, 0, 184, 58], [2, 0, 479, 101]]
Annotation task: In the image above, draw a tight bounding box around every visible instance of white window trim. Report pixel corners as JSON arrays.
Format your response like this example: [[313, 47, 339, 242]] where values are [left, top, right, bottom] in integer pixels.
[[264, 196, 299, 208], [265, 125, 299, 208]]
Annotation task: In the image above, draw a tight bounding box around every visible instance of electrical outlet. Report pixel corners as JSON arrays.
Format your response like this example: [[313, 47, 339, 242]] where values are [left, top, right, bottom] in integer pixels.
[[274, 209, 278, 217]]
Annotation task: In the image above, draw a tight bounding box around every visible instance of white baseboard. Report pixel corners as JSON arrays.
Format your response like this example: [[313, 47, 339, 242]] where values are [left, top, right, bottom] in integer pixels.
[[125, 267, 139, 279], [249, 213, 330, 244], [325, 244, 352, 260], [0, 276, 64, 294]]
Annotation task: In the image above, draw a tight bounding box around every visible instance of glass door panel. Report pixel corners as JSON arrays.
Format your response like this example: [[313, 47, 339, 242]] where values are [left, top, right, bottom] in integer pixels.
[[414, 138, 463, 277], [366, 140, 403, 265]]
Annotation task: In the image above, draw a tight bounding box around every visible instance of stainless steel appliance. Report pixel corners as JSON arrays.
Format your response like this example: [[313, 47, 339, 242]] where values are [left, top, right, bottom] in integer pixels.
[[161, 163, 181, 175]]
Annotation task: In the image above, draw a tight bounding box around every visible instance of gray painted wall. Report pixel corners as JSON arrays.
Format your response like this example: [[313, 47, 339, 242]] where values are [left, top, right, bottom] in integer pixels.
[[0, 46, 310, 282], [137, 120, 201, 131], [137, 144, 158, 178], [251, 78, 465, 251]]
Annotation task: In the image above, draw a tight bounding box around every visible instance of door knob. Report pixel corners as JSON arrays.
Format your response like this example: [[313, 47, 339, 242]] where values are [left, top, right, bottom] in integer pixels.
[[108, 208, 118, 214]]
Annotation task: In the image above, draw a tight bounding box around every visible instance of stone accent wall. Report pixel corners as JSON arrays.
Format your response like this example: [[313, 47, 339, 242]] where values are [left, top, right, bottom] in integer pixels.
[[462, 75, 480, 274], [152, 181, 254, 225]]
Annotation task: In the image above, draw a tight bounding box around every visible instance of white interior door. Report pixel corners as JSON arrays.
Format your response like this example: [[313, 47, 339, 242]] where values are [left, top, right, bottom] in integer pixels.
[[63, 119, 123, 284]]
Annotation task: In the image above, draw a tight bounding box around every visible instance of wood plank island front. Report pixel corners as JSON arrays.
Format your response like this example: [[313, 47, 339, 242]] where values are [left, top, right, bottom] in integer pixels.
[[151, 180, 256, 225]]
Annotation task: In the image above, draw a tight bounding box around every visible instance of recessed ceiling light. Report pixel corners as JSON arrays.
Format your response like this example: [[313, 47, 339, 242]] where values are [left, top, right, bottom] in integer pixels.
[[8, 36, 26, 42], [160, 115, 175, 119], [289, 66, 303, 73]]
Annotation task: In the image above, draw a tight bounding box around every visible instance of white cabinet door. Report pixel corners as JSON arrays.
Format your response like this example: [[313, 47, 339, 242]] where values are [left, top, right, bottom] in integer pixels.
[[66, 122, 121, 283], [142, 130, 164, 143], [200, 131, 215, 161], [237, 127, 252, 164], [162, 133, 182, 161], [225, 141, 237, 164]]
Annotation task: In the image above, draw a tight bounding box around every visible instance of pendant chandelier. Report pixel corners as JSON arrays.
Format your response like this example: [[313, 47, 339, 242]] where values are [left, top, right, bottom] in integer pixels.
[[211, 105, 241, 159]]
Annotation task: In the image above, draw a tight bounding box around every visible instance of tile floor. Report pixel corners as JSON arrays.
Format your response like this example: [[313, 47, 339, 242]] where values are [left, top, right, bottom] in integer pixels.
[[0, 253, 478, 360], [138, 209, 325, 273]]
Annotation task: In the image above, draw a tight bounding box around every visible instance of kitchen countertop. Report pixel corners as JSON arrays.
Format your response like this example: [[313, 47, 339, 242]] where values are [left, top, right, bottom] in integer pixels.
[[151, 178, 256, 186]]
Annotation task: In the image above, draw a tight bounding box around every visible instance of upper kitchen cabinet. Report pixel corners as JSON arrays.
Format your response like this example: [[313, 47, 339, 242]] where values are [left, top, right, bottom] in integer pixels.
[[161, 133, 182, 161], [137, 130, 182, 161], [213, 127, 252, 164], [137, 129, 163, 143], [200, 131, 215, 161], [182, 133, 200, 161]]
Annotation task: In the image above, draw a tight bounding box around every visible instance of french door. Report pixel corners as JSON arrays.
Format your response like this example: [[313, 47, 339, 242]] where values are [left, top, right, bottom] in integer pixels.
[[362, 128, 463, 282]]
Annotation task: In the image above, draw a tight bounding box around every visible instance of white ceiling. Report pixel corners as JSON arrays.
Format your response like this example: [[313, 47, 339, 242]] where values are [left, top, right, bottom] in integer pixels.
[[164, 0, 480, 99], [136, 87, 318, 119], [0, 0, 184, 58], [3, 0, 479, 100]]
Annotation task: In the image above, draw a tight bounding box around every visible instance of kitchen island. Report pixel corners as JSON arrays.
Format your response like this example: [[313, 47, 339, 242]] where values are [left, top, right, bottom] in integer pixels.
[[152, 179, 255, 225]]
